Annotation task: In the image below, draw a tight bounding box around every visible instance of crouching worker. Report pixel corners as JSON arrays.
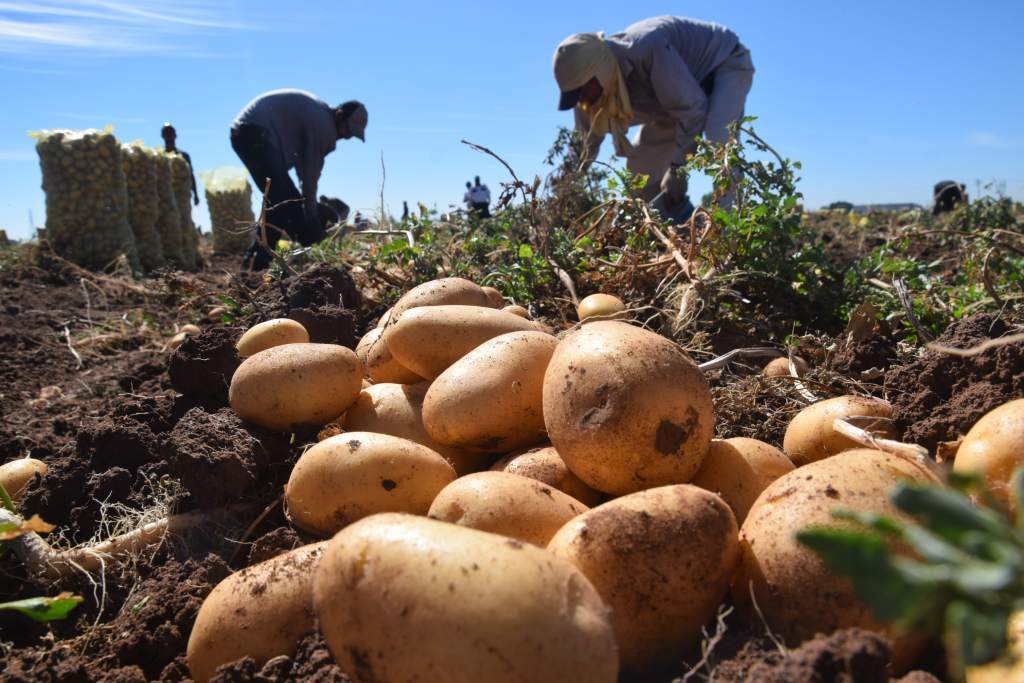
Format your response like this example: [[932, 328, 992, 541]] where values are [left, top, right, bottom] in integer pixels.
[[231, 89, 368, 270], [553, 16, 754, 223]]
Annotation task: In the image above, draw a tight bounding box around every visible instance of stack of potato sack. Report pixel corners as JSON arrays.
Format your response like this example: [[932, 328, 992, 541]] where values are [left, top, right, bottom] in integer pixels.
[[199, 166, 255, 254], [153, 151, 185, 267], [120, 142, 165, 271], [33, 128, 141, 272], [169, 151, 200, 269]]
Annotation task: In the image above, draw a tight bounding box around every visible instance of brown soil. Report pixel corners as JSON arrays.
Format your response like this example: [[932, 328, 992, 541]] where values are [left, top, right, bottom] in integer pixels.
[[886, 313, 1024, 452]]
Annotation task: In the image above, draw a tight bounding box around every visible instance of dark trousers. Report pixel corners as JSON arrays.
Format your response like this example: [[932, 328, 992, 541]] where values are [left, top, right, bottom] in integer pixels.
[[471, 202, 490, 218], [231, 124, 316, 270]]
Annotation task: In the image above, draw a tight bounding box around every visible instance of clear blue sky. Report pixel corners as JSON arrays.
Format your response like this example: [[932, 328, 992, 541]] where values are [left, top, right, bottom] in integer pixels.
[[1, 1, 1022, 240]]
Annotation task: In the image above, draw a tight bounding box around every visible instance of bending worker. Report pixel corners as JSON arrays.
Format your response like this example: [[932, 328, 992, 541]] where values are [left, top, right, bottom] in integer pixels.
[[231, 89, 368, 270], [553, 16, 754, 221]]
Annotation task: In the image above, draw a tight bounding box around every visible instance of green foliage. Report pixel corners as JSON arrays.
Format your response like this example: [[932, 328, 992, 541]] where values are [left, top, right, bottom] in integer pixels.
[[797, 470, 1024, 678], [0, 593, 83, 623]]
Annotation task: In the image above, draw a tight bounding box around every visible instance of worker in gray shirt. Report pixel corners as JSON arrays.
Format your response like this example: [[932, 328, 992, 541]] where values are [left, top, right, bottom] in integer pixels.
[[231, 89, 368, 270], [553, 16, 754, 222]]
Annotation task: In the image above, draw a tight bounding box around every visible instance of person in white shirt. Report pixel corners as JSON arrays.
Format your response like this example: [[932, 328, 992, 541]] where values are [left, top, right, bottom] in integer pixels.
[[470, 176, 491, 217]]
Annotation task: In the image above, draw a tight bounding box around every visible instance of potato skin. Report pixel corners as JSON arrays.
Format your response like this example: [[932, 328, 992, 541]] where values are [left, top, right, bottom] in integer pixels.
[[547, 485, 738, 672], [313, 513, 618, 683], [229, 343, 362, 431], [186, 542, 326, 683], [491, 446, 603, 506], [423, 331, 557, 453], [502, 304, 531, 319], [343, 382, 483, 475], [357, 327, 423, 384], [732, 448, 940, 673], [782, 395, 895, 466], [0, 458, 47, 502], [285, 432, 456, 536], [385, 305, 540, 380], [542, 321, 714, 495], [481, 285, 505, 308], [391, 277, 492, 317], [236, 318, 309, 358], [690, 438, 795, 524], [427, 471, 589, 546], [576, 293, 626, 321], [954, 398, 1024, 512], [762, 356, 809, 377]]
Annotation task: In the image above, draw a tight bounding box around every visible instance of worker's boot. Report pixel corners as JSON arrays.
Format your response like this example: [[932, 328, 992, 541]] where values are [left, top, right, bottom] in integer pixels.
[[650, 191, 696, 225]]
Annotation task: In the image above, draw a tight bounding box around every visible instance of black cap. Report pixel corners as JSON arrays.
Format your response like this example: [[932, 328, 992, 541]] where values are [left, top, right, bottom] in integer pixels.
[[558, 88, 582, 111]]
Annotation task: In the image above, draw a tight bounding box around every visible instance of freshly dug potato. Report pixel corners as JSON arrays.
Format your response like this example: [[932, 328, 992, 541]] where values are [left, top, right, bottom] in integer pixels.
[[502, 304, 531, 319], [285, 431, 456, 535], [691, 438, 795, 524], [762, 356, 809, 378], [0, 458, 47, 502], [423, 331, 557, 453], [385, 305, 540, 380], [548, 485, 738, 672], [186, 542, 326, 683], [782, 395, 896, 466], [229, 343, 362, 431], [313, 513, 618, 683], [375, 308, 393, 329], [428, 471, 589, 546], [236, 318, 309, 358], [543, 321, 714, 495], [576, 293, 625, 321], [358, 327, 424, 384], [491, 446, 603, 506], [391, 277, 492, 317], [954, 398, 1024, 512], [732, 448, 941, 672], [343, 382, 483, 475], [481, 285, 505, 308]]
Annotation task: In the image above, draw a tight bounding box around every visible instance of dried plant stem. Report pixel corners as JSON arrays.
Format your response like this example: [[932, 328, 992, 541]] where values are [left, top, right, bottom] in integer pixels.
[[832, 418, 933, 467], [698, 347, 782, 372], [926, 332, 1024, 357]]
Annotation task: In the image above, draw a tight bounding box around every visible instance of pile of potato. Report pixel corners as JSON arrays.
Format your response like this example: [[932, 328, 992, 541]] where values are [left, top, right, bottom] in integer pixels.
[[153, 152, 185, 266], [34, 128, 141, 272], [169, 152, 200, 269], [187, 277, 1024, 682], [120, 142, 165, 271], [199, 166, 255, 254]]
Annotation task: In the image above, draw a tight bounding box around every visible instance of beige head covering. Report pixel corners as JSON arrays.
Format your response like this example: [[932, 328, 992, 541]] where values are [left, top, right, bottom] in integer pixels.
[[553, 32, 634, 157]]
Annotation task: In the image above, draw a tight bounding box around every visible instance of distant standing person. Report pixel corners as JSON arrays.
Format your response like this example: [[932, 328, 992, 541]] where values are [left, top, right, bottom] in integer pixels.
[[230, 88, 368, 270], [463, 181, 474, 211], [552, 16, 754, 221], [161, 123, 199, 206], [470, 176, 491, 217]]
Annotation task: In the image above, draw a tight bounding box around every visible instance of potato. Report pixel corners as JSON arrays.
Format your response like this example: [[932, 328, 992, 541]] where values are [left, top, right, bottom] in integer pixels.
[[423, 331, 557, 453], [782, 395, 895, 466], [427, 471, 588, 546], [732, 448, 940, 672], [385, 305, 540, 380], [954, 398, 1024, 512], [547, 485, 738, 672], [481, 285, 505, 308], [762, 356, 809, 377], [691, 438, 795, 524], [0, 458, 47, 503], [391, 277, 492, 317], [236, 318, 309, 357], [229, 343, 362, 431], [313, 513, 618, 683], [375, 307, 393, 329], [576, 293, 625, 321], [543, 321, 714, 495], [502, 304, 531, 319], [357, 327, 424, 384], [186, 542, 325, 683], [491, 446, 603, 506], [343, 382, 483, 475], [285, 431, 456, 535]]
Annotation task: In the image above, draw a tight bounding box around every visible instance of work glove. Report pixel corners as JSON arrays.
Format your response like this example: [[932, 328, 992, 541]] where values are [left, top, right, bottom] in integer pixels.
[[660, 164, 688, 205]]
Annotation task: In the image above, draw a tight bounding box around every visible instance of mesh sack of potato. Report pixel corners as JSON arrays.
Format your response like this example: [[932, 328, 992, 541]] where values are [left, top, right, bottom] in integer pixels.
[[154, 152, 185, 266], [199, 166, 255, 254], [33, 127, 141, 272], [169, 151, 200, 269], [120, 142, 165, 271]]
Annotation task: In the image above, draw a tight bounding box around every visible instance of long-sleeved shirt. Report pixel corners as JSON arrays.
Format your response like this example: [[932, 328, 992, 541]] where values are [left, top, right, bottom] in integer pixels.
[[232, 89, 337, 213], [576, 16, 743, 164]]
